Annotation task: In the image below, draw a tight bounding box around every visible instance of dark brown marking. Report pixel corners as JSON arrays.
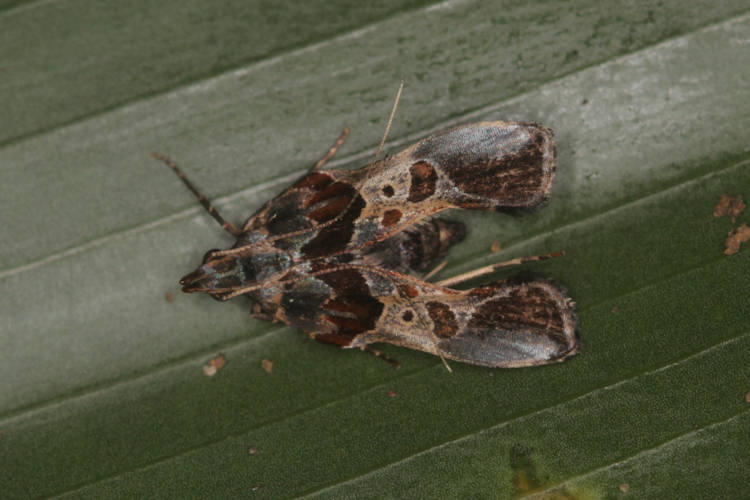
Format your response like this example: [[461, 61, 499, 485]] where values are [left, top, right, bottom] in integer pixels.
[[426, 301, 459, 338], [408, 161, 437, 202], [319, 268, 369, 297], [181, 254, 245, 294], [263, 194, 315, 235], [470, 286, 564, 332], [319, 269, 384, 335], [293, 171, 333, 190], [397, 284, 419, 298], [382, 209, 402, 227], [382, 185, 395, 197], [302, 194, 366, 258], [445, 128, 550, 206], [324, 299, 373, 320], [306, 193, 352, 223], [304, 181, 353, 208], [402, 310, 414, 322], [324, 315, 372, 335]]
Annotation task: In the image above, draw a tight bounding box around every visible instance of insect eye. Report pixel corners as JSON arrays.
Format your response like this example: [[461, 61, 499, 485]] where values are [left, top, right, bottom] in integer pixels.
[[402, 310, 414, 322], [202, 249, 221, 263], [382, 185, 395, 197]]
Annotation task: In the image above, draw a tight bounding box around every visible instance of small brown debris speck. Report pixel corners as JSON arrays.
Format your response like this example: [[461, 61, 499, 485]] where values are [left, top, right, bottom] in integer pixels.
[[248, 446, 258, 455], [387, 390, 397, 398], [744, 391, 750, 404], [261, 359, 273, 373], [611, 306, 619, 314], [713, 194, 745, 222], [165, 292, 174, 302], [619, 483, 630, 493], [724, 223, 750, 255], [202, 354, 226, 376], [491, 239, 502, 252]]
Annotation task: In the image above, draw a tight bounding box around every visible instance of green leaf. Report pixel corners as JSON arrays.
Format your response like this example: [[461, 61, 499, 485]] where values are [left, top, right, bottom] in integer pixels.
[[1, 1, 749, 498]]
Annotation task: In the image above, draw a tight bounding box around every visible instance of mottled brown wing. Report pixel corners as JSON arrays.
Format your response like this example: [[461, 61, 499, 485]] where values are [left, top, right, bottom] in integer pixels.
[[427, 278, 579, 368], [274, 268, 384, 347], [239, 170, 369, 244], [396, 120, 556, 210], [239, 122, 555, 259], [276, 266, 578, 368], [314, 122, 556, 255]]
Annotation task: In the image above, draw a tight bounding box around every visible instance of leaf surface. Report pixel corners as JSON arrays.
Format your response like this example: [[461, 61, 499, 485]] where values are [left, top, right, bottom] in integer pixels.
[[1, 1, 749, 498]]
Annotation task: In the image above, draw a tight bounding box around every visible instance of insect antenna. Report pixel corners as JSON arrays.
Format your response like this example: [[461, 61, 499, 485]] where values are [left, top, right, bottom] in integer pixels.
[[373, 81, 404, 162], [151, 152, 242, 236]]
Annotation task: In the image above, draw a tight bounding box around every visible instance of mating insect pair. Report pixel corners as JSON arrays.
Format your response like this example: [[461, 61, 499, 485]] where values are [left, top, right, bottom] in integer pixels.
[[153, 93, 579, 370]]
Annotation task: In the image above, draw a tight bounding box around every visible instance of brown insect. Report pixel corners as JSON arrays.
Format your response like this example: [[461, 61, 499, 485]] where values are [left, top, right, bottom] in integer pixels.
[[153, 87, 579, 370]]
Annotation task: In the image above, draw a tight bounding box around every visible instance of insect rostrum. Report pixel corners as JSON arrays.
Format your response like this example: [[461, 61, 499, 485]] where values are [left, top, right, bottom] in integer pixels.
[[154, 121, 579, 368]]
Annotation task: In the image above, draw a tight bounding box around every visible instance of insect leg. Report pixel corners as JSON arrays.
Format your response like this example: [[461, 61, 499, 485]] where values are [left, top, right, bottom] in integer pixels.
[[360, 346, 401, 369], [151, 152, 242, 236], [422, 259, 448, 281], [436, 251, 565, 287], [310, 128, 350, 171]]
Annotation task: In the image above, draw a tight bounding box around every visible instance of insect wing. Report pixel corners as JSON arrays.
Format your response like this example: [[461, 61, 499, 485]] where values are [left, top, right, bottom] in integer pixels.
[[309, 121, 556, 253], [396, 120, 556, 211], [368, 273, 579, 368], [431, 279, 579, 368], [276, 266, 578, 368], [240, 122, 554, 258], [240, 170, 366, 240]]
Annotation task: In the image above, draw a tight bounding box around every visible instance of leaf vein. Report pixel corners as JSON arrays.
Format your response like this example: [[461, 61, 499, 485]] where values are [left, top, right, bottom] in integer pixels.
[[50, 328, 750, 498], [297, 330, 750, 497], [520, 410, 750, 499]]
